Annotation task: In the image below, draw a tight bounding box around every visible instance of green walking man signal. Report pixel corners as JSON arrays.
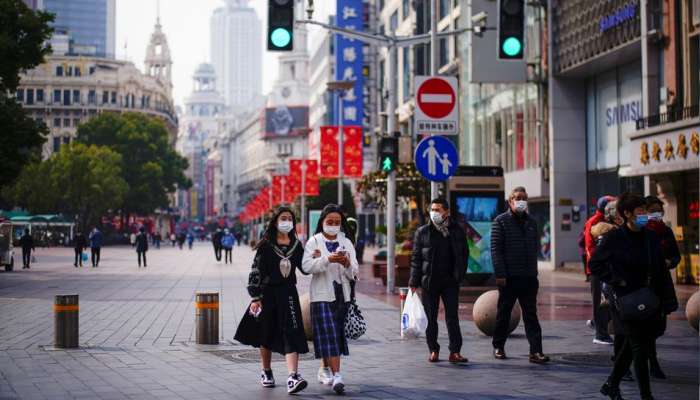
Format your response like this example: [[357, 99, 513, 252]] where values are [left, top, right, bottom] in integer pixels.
[[378, 136, 399, 172]]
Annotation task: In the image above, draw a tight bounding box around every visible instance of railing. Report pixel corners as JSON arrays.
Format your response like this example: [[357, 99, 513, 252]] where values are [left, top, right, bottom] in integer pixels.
[[636, 104, 700, 130]]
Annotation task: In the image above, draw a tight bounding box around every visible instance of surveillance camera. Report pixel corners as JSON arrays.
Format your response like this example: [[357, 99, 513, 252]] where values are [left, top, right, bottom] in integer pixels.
[[471, 11, 487, 27]]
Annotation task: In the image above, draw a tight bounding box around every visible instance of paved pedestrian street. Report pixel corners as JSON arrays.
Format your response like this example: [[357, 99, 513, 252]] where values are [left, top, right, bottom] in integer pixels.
[[0, 244, 697, 400]]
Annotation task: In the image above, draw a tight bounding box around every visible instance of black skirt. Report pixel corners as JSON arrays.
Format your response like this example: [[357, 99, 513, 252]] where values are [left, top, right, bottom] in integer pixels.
[[234, 284, 309, 355]]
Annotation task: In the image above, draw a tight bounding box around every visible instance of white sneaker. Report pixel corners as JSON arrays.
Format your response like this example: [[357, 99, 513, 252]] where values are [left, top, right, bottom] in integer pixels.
[[332, 373, 344, 394], [260, 369, 275, 388], [287, 373, 307, 394], [317, 366, 333, 385]]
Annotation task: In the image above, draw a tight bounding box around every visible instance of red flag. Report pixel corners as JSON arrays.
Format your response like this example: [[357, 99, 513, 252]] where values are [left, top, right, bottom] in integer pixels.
[[305, 159, 320, 196], [320, 126, 339, 177], [343, 126, 363, 177]]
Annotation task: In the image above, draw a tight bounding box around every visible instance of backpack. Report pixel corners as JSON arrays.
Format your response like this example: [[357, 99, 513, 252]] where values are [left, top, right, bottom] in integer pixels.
[[222, 234, 234, 248]]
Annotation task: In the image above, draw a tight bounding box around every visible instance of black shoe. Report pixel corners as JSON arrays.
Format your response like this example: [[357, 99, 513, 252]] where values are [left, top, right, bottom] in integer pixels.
[[621, 370, 634, 382], [74, 263, 78, 267], [600, 381, 624, 400], [649, 360, 666, 379], [529, 352, 550, 364], [494, 348, 506, 360]]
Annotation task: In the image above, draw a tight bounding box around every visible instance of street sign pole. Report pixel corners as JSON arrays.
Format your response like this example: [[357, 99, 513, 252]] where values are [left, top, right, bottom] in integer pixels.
[[301, 161, 307, 243], [386, 44, 397, 294], [430, 0, 438, 200], [338, 95, 344, 206]]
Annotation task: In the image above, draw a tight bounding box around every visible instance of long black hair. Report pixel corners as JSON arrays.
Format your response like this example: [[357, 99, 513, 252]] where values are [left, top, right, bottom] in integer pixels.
[[314, 204, 351, 237], [255, 206, 298, 250]]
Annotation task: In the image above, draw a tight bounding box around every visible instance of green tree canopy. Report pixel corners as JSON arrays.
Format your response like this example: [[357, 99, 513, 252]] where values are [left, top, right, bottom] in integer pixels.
[[76, 112, 191, 216], [0, 0, 53, 190], [6, 143, 128, 231]]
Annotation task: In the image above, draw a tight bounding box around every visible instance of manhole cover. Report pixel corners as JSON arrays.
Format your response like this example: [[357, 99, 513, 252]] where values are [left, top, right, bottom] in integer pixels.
[[209, 349, 316, 364], [553, 352, 612, 366]]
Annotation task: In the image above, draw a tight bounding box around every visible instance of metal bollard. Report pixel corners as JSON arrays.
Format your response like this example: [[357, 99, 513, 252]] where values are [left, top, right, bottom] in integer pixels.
[[195, 292, 219, 344], [54, 294, 79, 348], [399, 287, 409, 337]]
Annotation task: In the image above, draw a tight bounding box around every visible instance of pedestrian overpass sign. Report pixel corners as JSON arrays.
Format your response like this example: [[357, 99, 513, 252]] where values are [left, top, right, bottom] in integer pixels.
[[414, 135, 458, 182]]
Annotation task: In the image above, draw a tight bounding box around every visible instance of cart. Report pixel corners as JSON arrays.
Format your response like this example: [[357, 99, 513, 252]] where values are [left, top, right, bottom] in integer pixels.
[[0, 222, 14, 271]]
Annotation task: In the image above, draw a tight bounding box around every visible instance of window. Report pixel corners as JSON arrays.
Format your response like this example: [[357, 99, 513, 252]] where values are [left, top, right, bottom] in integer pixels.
[[88, 90, 96, 104], [54, 118, 61, 127], [390, 11, 398, 32], [89, 66, 96, 75], [73, 118, 80, 127], [63, 90, 70, 105], [66, 66, 73, 77], [402, 48, 410, 103], [35, 117, 43, 125], [111, 91, 116, 104], [36, 89, 44, 103], [53, 137, 61, 152], [54, 90, 61, 103], [439, 37, 449, 67], [402, 0, 410, 19], [16, 89, 24, 102], [102, 91, 108, 104], [63, 118, 70, 127], [26, 89, 34, 105], [62, 137, 70, 145], [439, 0, 449, 19], [72, 90, 80, 103], [56, 66, 63, 76], [74, 67, 81, 77]]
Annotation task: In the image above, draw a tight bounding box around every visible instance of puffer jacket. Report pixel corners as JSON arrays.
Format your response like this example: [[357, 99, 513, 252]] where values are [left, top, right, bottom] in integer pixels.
[[409, 219, 468, 290], [491, 210, 539, 279]]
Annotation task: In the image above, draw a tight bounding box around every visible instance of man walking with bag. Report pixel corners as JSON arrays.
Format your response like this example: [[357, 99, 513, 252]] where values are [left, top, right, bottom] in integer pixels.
[[88, 227, 103, 267], [491, 187, 550, 364], [409, 198, 469, 364]]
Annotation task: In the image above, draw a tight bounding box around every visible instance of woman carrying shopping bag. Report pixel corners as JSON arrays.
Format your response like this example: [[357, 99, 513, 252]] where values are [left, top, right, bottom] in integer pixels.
[[301, 204, 359, 395], [234, 207, 309, 394]]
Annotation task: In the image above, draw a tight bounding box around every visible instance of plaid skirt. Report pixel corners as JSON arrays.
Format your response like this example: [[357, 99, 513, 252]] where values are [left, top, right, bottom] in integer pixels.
[[311, 301, 349, 358]]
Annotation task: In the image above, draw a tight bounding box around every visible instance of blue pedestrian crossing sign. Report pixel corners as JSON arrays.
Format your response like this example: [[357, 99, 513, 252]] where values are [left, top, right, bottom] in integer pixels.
[[414, 136, 458, 182]]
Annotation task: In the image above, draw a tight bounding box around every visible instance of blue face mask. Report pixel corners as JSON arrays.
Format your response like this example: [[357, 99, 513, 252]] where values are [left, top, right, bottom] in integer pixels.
[[634, 214, 649, 228]]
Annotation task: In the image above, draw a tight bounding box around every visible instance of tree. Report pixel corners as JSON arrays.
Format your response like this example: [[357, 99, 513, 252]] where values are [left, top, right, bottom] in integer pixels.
[[357, 163, 431, 224], [0, 0, 53, 189], [6, 144, 128, 231], [76, 112, 191, 220], [303, 180, 356, 220]]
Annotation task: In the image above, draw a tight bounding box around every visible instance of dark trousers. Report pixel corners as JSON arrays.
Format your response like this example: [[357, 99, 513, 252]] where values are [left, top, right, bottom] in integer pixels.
[[609, 333, 653, 398], [214, 246, 222, 261], [91, 247, 101, 266], [591, 275, 610, 337], [224, 248, 232, 264], [493, 276, 543, 354], [74, 249, 83, 266], [22, 248, 31, 267], [137, 251, 147, 267], [422, 282, 462, 354]]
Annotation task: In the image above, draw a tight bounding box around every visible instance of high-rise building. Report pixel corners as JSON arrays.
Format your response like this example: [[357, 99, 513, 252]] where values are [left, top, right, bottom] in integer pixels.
[[210, 0, 262, 109], [40, 0, 116, 58]]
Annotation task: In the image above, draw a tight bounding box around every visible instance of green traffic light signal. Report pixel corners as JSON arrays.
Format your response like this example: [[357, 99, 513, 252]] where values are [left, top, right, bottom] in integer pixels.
[[382, 157, 393, 171], [270, 28, 291, 48], [502, 36, 522, 57]]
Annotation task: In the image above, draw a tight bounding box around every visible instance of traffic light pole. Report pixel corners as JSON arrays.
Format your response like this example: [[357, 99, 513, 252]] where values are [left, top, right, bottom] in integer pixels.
[[429, 0, 439, 201]]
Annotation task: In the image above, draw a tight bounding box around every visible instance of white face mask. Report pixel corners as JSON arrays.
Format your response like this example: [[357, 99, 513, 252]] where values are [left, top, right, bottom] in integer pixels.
[[429, 211, 444, 224], [277, 220, 293, 234], [514, 200, 528, 213], [323, 224, 341, 236]]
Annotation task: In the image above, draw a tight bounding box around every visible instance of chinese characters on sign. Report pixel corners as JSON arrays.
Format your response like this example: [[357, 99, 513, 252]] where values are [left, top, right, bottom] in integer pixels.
[[638, 130, 699, 169], [336, 0, 364, 129]]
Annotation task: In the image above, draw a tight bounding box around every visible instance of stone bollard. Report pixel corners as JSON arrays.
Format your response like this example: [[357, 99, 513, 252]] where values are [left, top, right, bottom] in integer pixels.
[[195, 292, 219, 344], [472, 290, 521, 336], [54, 294, 79, 348], [686, 291, 700, 332]]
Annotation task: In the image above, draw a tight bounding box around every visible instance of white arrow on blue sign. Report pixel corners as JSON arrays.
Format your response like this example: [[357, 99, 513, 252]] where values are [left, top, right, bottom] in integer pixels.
[[414, 135, 459, 182]]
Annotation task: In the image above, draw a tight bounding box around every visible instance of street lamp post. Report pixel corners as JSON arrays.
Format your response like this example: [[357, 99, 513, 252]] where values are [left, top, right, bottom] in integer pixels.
[[300, 160, 307, 242], [430, 0, 439, 200], [326, 80, 354, 206]]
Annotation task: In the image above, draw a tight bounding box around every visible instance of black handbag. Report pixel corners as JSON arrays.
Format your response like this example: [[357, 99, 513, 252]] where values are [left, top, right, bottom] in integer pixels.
[[615, 233, 660, 322]]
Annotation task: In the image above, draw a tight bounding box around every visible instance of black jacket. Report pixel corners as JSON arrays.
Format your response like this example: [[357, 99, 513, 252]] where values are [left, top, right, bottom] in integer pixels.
[[135, 233, 149, 252], [491, 210, 539, 279], [19, 234, 34, 250], [589, 225, 678, 335], [247, 238, 305, 300], [409, 220, 468, 290], [212, 231, 223, 248], [73, 234, 87, 251]]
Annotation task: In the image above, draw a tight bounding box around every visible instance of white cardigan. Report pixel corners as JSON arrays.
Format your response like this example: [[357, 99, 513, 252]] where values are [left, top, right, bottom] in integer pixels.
[[301, 232, 359, 303]]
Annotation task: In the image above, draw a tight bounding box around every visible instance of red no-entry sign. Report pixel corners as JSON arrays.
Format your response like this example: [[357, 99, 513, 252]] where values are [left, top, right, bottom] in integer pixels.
[[414, 76, 459, 135]]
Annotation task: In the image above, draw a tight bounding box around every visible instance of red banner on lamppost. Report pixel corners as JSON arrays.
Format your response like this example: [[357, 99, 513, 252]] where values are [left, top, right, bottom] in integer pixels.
[[289, 159, 320, 197], [343, 126, 363, 177], [320, 126, 339, 177]]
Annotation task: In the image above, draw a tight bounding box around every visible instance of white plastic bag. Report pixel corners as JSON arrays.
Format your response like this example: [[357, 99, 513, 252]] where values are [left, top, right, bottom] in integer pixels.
[[401, 290, 428, 338]]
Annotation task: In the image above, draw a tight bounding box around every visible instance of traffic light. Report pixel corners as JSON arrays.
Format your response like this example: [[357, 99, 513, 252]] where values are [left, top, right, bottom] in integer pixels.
[[267, 0, 294, 51], [379, 137, 399, 172], [497, 0, 525, 59]]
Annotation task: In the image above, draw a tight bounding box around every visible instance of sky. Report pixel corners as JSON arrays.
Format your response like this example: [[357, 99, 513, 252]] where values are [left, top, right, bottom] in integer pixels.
[[115, 0, 282, 108]]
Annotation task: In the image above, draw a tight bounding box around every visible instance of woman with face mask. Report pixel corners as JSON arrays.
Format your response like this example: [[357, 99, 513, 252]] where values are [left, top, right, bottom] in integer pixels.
[[589, 193, 678, 400], [234, 207, 309, 394], [301, 204, 359, 395]]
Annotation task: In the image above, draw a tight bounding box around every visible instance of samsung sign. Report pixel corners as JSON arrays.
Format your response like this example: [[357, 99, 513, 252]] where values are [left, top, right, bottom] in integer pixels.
[[599, 3, 637, 33], [606, 100, 642, 127]]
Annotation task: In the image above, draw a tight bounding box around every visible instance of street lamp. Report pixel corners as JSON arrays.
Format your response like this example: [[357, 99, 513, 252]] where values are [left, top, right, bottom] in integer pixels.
[[326, 80, 354, 206]]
